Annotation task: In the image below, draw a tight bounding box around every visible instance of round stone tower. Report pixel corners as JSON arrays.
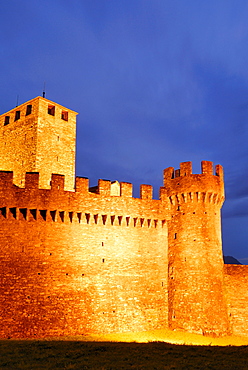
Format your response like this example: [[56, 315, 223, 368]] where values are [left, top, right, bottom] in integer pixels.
[[164, 161, 230, 336]]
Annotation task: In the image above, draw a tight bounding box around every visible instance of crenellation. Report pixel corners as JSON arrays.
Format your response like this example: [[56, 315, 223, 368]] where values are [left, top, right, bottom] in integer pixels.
[[0, 170, 14, 188], [120, 182, 133, 197], [98, 179, 111, 196], [163, 167, 174, 181], [140, 184, 153, 200], [175, 169, 180, 177], [25, 172, 39, 189], [51, 174, 65, 191], [75, 177, 89, 193], [180, 161, 192, 176], [215, 164, 224, 180], [201, 160, 213, 175]]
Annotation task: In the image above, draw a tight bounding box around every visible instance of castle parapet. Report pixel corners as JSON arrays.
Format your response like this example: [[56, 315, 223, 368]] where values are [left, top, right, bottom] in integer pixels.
[[140, 184, 153, 200], [0, 171, 14, 189], [75, 177, 89, 193], [120, 182, 133, 197], [163, 161, 224, 199], [25, 172, 39, 189], [51, 174, 65, 191], [98, 179, 111, 195]]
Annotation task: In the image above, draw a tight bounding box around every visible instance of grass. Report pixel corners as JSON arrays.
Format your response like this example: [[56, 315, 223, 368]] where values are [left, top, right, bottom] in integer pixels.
[[1, 329, 248, 369], [1, 339, 248, 369]]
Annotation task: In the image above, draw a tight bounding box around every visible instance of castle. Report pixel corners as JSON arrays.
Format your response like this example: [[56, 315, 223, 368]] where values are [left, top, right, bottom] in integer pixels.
[[0, 96, 248, 339]]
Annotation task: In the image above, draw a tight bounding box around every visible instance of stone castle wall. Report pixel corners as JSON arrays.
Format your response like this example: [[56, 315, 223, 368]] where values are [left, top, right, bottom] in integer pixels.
[[224, 265, 248, 337], [0, 171, 169, 338], [0, 97, 248, 339]]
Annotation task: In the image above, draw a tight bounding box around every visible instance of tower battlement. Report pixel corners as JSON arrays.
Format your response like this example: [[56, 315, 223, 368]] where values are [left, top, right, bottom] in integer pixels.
[[163, 161, 224, 201], [164, 160, 223, 180]]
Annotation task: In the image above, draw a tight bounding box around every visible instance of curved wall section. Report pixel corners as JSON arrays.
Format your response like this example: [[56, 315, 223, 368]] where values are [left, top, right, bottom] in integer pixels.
[[163, 161, 230, 336]]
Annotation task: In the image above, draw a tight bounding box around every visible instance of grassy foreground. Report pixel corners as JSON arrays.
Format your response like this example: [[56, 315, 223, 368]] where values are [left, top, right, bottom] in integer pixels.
[[1, 329, 248, 370]]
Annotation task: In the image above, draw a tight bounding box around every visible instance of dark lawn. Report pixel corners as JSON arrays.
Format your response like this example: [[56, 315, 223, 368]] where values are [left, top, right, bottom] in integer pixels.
[[1, 340, 248, 369]]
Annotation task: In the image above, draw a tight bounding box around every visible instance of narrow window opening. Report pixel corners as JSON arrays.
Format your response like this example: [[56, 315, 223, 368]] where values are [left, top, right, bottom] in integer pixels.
[[77, 212, 82, 223], [85, 213, 90, 224], [126, 216, 130, 226], [69, 211, 73, 223], [174, 233, 177, 239], [10, 207, 17, 219], [102, 215, 107, 225], [177, 205, 180, 211], [48, 105, 55, 116], [59, 211, 64, 222], [30, 209, 37, 220], [57, 136, 60, 141], [4, 116, 10, 125], [111, 215, 115, 225], [102, 258, 105, 263], [102, 242, 104, 246], [154, 219, 158, 228], [161, 220, 166, 228], [140, 218, 144, 227], [50, 210, 56, 222], [147, 219, 151, 227], [162, 282, 164, 287], [94, 214, 98, 224], [40, 210, 47, 221], [61, 111, 68, 121], [26, 105, 32, 116], [133, 217, 137, 227], [0, 207, 7, 218], [14, 111, 20, 121], [118, 216, 122, 225], [19, 208, 27, 220]]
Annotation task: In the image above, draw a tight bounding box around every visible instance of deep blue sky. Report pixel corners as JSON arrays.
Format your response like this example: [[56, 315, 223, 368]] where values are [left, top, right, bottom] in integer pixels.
[[1, 0, 248, 262]]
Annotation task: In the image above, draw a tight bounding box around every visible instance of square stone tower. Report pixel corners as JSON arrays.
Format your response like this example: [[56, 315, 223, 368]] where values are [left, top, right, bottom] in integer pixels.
[[0, 96, 77, 191]]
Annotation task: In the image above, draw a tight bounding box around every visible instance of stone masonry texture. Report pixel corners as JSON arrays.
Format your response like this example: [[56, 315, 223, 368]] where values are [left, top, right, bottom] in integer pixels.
[[0, 97, 247, 339]]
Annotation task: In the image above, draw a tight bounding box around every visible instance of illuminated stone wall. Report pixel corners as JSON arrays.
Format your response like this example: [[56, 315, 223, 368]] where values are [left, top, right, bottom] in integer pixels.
[[0, 97, 247, 339], [0, 172, 169, 338], [224, 265, 248, 337]]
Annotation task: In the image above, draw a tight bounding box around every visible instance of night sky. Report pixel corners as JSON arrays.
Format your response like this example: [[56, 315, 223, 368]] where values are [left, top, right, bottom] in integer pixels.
[[1, 1, 248, 262]]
